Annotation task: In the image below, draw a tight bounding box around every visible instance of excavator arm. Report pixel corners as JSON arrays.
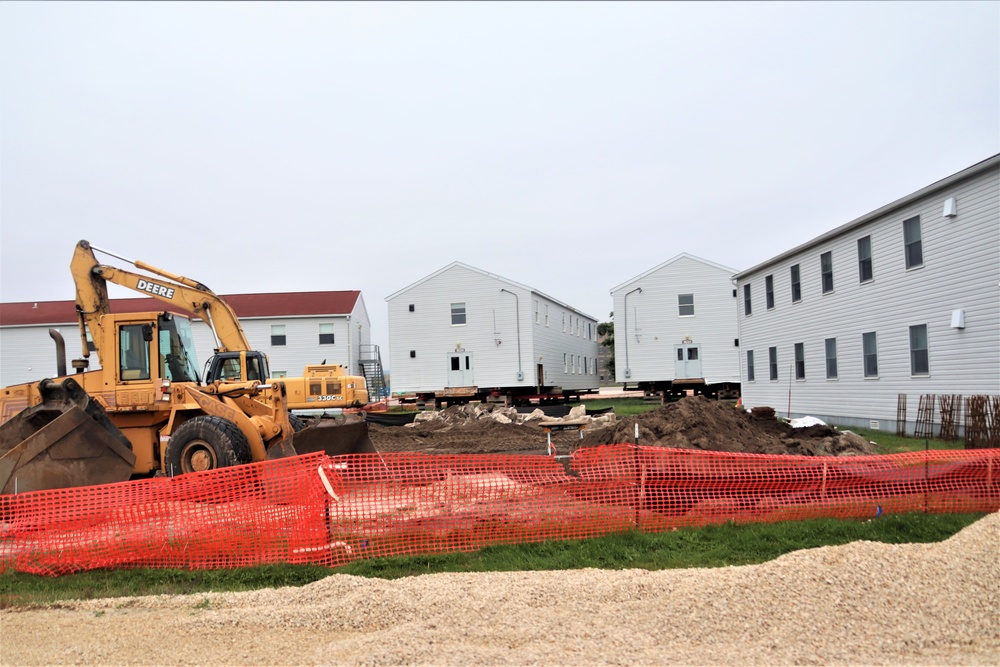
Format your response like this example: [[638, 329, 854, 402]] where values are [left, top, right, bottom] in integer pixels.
[[71, 240, 253, 364]]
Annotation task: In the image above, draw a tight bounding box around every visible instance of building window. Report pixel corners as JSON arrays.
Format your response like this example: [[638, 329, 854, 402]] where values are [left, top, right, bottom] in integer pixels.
[[678, 293, 695, 316], [790, 264, 802, 302], [857, 236, 873, 283], [451, 302, 467, 326], [862, 332, 878, 378], [743, 283, 752, 316], [820, 251, 834, 294], [825, 338, 838, 379], [904, 216, 923, 268], [794, 343, 805, 380], [545, 304, 549, 327], [409, 350, 416, 358], [746, 350, 755, 382], [563, 353, 568, 373], [562, 313, 566, 332], [765, 275, 774, 310], [270, 324, 286, 346], [535, 300, 539, 324], [319, 323, 335, 345], [768, 346, 778, 381], [910, 324, 929, 375]]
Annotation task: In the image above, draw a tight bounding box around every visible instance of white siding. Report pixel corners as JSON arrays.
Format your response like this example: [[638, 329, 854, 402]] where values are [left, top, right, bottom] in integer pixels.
[[736, 158, 1000, 430], [386, 263, 600, 394], [240, 314, 361, 377], [610, 254, 740, 385], [0, 325, 85, 384]]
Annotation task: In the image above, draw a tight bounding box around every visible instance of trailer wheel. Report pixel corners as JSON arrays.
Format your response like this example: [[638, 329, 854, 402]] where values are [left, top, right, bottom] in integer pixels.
[[165, 416, 250, 475]]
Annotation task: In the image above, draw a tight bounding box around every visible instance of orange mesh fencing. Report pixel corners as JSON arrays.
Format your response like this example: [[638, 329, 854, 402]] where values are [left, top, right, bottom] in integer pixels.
[[1, 446, 997, 576]]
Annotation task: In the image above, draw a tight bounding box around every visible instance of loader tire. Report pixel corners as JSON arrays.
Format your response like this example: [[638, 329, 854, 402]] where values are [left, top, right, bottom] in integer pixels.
[[165, 416, 251, 476]]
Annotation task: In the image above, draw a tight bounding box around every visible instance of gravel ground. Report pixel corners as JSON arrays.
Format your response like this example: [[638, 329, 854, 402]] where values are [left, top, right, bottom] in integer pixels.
[[2, 513, 997, 666]]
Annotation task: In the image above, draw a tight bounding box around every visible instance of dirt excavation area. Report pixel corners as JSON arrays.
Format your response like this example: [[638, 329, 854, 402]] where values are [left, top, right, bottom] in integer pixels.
[[3, 513, 997, 666], [367, 395, 877, 457]]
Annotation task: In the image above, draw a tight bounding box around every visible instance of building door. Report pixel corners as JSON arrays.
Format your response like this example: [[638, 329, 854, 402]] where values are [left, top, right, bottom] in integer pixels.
[[674, 344, 702, 379], [536, 363, 544, 391], [447, 352, 474, 386]]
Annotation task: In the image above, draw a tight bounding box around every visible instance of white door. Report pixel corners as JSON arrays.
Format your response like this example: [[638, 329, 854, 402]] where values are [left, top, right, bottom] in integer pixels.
[[447, 352, 474, 386], [674, 344, 702, 379]]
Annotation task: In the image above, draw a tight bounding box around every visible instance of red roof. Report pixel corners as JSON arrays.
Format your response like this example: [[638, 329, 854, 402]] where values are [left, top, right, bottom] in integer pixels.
[[0, 291, 361, 327]]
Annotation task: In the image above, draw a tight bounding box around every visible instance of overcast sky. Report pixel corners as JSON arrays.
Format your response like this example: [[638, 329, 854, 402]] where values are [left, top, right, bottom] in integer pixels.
[[2, 1, 997, 370]]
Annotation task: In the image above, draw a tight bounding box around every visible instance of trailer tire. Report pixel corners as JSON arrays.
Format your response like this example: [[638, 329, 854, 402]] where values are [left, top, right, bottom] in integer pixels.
[[288, 414, 307, 432], [165, 416, 250, 476]]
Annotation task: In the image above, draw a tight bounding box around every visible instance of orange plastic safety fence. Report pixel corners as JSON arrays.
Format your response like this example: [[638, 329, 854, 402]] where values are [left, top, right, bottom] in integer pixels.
[[0, 453, 332, 576], [1, 447, 997, 576]]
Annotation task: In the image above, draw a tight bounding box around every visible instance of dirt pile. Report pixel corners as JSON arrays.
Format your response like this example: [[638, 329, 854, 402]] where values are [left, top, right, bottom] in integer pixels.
[[368, 396, 875, 457], [579, 395, 875, 456]]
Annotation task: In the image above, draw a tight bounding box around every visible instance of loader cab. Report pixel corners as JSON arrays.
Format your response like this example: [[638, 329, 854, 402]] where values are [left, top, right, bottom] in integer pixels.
[[118, 323, 152, 381], [156, 313, 201, 383], [116, 313, 201, 384]]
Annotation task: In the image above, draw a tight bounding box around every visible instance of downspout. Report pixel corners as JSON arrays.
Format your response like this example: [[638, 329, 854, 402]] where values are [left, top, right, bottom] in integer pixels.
[[500, 289, 524, 381], [623, 287, 642, 379]]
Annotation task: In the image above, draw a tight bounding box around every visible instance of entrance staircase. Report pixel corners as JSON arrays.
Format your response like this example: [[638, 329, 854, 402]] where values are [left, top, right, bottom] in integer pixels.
[[360, 344, 388, 402]]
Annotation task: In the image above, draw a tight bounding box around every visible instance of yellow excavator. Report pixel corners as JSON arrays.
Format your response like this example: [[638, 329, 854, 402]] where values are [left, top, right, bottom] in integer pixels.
[[0, 240, 374, 494]]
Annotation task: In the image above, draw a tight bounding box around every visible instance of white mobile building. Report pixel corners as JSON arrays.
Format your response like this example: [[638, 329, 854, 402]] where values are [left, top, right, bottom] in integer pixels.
[[734, 154, 1000, 432], [386, 262, 600, 405], [610, 253, 741, 400], [0, 291, 383, 394]]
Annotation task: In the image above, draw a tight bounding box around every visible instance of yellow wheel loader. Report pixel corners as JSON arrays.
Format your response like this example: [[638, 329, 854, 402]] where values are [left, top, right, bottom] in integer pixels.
[[0, 241, 374, 494]]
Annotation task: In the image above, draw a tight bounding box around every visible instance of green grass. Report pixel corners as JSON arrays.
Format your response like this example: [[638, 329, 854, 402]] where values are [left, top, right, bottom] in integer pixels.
[[834, 426, 964, 454], [579, 397, 662, 416], [1, 511, 985, 608]]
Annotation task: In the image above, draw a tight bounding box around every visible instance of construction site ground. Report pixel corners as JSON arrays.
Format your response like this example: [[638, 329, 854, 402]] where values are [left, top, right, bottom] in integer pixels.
[[3, 396, 997, 665], [367, 395, 877, 457]]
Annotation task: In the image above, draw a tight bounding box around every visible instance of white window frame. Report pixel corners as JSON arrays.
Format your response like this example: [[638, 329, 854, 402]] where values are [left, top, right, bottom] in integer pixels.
[[451, 302, 467, 326], [904, 216, 923, 269], [862, 331, 879, 378], [825, 337, 838, 379], [857, 236, 873, 283], [318, 323, 335, 345], [909, 324, 929, 376], [678, 293, 695, 317]]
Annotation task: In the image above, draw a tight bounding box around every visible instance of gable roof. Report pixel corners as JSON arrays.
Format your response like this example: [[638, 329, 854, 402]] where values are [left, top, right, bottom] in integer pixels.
[[734, 153, 1000, 279], [385, 261, 598, 320], [0, 291, 361, 327], [610, 253, 739, 294]]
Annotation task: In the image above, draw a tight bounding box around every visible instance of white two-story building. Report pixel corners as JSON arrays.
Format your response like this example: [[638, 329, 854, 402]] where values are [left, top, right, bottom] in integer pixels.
[[735, 154, 999, 433], [386, 262, 600, 405]]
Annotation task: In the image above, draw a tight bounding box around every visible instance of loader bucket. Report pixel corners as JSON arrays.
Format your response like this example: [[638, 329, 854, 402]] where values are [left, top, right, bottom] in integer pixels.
[[0, 379, 136, 494], [282, 416, 377, 458]]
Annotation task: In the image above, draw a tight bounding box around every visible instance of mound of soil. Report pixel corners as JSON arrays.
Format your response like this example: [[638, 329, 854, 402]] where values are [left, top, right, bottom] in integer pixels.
[[367, 396, 875, 457], [579, 395, 875, 456]]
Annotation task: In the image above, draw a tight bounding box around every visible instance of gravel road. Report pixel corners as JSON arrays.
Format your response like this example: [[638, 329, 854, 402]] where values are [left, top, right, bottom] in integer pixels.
[[2, 513, 997, 666]]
